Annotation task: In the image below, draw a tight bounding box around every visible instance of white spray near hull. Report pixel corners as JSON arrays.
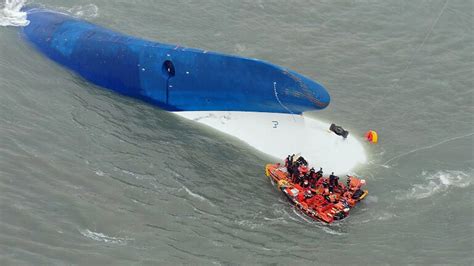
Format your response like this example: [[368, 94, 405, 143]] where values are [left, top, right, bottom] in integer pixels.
[[174, 111, 367, 175], [0, 0, 29, 26]]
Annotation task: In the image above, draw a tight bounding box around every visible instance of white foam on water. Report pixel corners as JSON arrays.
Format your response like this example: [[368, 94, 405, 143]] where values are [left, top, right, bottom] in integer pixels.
[[181, 184, 216, 207], [80, 229, 132, 244], [0, 0, 29, 26], [175, 111, 367, 175], [182, 185, 206, 202], [291, 208, 313, 223], [117, 168, 146, 180], [95, 170, 105, 176], [397, 170, 472, 200]]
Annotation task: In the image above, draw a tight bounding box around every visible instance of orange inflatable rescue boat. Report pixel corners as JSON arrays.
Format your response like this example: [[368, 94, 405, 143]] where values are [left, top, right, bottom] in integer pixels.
[[265, 161, 368, 223]]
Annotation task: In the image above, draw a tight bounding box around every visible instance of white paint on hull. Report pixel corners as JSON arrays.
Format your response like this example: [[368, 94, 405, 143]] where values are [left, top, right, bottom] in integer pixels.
[[174, 111, 367, 174]]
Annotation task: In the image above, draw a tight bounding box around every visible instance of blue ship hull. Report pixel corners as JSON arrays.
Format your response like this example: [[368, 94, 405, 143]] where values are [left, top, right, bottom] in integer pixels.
[[21, 7, 330, 114]]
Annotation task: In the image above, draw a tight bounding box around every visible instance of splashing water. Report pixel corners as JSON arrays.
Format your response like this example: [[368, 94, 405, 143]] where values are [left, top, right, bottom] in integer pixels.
[[0, 0, 29, 26], [398, 170, 472, 200]]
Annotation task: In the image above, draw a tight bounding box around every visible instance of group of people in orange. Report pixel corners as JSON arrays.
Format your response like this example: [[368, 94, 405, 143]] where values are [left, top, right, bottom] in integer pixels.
[[284, 154, 366, 217]]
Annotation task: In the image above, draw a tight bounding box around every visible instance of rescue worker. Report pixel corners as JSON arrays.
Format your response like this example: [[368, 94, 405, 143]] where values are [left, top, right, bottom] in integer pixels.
[[315, 175, 326, 189], [302, 179, 310, 188], [295, 173, 304, 185], [290, 164, 300, 183], [310, 168, 322, 187], [342, 191, 357, 207], [308, 168, 316, 187], [328, 172, 339, 193], [298, 164, 309, 179], [285, 155, 291, 169], [322, 181, 330, 198], [309, 167, 315, 177], [336, 181, 347, 194], [300, 165, 308, 174], [296, 156, 308, 166], [315, 167, 323, 180], [347, 176, 366, 191], [304, 188, 314, 199], [285, 155, 294, 179]]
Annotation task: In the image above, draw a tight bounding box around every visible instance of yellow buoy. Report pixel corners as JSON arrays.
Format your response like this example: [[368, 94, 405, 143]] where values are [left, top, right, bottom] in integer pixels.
[[365, 130, 378, 144]]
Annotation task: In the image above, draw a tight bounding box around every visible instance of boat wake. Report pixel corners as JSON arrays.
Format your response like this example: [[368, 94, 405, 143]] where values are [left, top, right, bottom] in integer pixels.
[[397, 170, 472, 200], [0, 0, 29, 27]]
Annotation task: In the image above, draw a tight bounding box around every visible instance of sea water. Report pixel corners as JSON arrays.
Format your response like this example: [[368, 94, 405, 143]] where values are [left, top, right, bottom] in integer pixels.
[[0, 0, 472, 264]]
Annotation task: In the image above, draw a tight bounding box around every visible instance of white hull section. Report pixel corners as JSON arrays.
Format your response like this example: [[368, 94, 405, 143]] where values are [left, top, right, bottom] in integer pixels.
[[174, 111, 367, 174]]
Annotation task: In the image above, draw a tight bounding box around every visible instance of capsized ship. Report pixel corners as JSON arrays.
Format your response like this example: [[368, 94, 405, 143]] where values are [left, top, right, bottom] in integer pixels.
[[21, 7, 329, 113], [20, 7, 366, 174]]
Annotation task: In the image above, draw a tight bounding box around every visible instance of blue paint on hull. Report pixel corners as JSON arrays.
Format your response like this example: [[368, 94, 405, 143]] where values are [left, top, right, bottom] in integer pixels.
[[21, 7, 330, 114]]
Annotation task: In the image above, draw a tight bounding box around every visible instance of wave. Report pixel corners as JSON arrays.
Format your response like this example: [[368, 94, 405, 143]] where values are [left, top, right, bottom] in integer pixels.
[[80, 229, 133, 244], [0, 0, 29, 27], [182, 185, 207, 202], [181, 185, 216, 207], [95, 170, 106, 176], [397, 170, 472, 200]]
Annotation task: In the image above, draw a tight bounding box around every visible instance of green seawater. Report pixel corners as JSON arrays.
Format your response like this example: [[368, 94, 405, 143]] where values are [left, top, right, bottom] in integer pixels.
[[0, 0, 472, 264]]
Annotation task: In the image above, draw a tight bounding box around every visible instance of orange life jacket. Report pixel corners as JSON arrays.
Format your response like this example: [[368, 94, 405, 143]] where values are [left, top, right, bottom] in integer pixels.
[[348, 176, 363, 191], [298, 165, 309, 175]]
